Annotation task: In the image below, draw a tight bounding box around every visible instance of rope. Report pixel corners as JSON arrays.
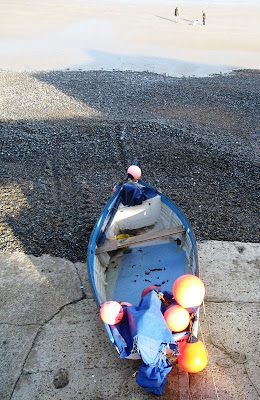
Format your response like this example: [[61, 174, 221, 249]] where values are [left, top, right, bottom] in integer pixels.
[[157, 292, 171, 307], [201, 300, 260, 397], [198, 318, 220, 400], [201, 301, 247, 367]]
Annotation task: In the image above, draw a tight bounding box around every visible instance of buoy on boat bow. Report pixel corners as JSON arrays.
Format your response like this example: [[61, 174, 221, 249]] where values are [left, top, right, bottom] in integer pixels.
[[127, 165, 142, 180]]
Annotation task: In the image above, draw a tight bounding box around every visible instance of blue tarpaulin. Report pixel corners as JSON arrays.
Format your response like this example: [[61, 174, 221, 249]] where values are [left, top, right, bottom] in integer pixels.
[[120, 182, 157, 207], [97, 181, 157, 246], [110, 290, 179, 395]]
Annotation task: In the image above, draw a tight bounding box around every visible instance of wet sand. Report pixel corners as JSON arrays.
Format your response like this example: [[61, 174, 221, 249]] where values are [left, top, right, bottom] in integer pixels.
[[1, 0, 260, 76]]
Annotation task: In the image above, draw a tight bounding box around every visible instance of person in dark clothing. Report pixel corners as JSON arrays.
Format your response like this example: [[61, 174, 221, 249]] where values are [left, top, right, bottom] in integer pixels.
[[202, 11, 206, 25], [175, 7, 179, 22]]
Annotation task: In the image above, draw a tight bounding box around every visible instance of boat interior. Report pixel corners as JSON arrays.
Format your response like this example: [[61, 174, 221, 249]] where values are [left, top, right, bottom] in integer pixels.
[[94, 194, 197, 307]]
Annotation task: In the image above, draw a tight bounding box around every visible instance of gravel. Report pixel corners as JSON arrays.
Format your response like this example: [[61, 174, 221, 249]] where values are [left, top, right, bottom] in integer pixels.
[[0, 69, 259, 262]]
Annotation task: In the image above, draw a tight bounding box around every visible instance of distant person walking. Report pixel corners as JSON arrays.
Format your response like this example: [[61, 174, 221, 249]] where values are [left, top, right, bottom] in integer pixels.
[[202, 11, 206, 25], [175, 7, 179, 22]]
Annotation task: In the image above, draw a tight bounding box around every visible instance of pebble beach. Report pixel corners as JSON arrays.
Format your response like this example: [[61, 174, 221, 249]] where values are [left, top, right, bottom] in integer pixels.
[[0, 69, 259, 262]]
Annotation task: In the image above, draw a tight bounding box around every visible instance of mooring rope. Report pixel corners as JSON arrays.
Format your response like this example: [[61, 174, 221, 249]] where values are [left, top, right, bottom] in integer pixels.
[[198, 318, 220, 400], [201, 300, 260, 398]]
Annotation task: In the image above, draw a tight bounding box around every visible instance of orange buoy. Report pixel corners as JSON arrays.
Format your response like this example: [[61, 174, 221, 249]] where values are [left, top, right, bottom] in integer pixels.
[[177, 336, 208, 373], [99, 301, 124, 325], [172, 274, 205, 309], [141, 285, 161, 298], [127, 165, 141, 180], [164, 305, 190, 332]]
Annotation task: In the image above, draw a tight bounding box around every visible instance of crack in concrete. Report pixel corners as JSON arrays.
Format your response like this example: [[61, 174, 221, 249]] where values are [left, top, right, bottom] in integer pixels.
[[45, 294, 87, 325], [205, 298, 260, 304], [0, 291, 95, 327], [0, 322, 40, 326], [9, 294, 87, 400], [9, 325, 41, 400], [71, 262, 88, 299]]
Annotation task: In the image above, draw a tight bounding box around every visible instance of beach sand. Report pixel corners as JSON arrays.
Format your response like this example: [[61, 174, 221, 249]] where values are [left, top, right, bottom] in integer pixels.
[[1, 0, 260, 76]]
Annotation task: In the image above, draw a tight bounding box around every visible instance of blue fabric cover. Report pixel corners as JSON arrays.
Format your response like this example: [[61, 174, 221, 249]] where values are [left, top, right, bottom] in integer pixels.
[[120, 182, 157, 207], [137, 358, 173, 395], [110, 290, 178, 395], [97, 181, 156, 245]]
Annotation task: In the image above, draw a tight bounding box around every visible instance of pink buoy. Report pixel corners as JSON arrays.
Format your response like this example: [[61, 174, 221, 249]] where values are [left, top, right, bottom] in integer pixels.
[[127, 165, 141, 180], [120, 301, 132, 307], [141, 285, 161, 298], [99, 301, 124, 325]]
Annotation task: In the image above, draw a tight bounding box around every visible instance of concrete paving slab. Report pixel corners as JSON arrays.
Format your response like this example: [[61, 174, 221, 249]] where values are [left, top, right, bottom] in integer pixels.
[[0, 252, 86, 399], [189, 302, 260, 400], [22, 300, 121, 373], [198, 241, 260, 303], [11, 299, 156, 400], [12, 299, 185, 400], [12, 365, 188, 400], [1, 241, 260, 399], [0, 252, 85, 324], [12, 367, 160, 400], [0, 324, 39, 400], [195, 241, 260, 400]]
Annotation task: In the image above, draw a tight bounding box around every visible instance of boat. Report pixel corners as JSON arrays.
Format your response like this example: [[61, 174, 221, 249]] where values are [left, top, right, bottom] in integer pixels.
[[87, 163, 202, 394]]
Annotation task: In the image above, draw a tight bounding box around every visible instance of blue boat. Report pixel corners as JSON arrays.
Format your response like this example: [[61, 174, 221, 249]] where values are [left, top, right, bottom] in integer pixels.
[[87, 165, 200, 364]]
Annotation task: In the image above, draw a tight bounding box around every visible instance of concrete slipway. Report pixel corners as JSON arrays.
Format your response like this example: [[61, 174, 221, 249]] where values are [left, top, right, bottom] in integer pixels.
[[0, 241, 259, 400]]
